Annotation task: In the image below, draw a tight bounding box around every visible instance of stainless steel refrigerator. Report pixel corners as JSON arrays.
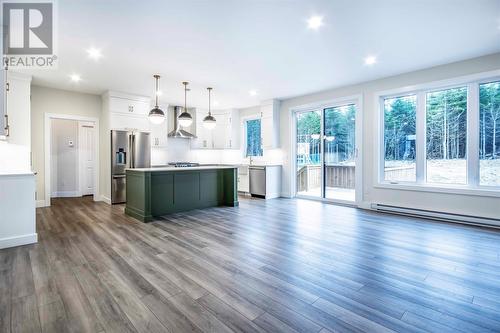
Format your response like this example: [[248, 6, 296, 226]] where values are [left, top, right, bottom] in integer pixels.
[[111, 130, 151, 204]]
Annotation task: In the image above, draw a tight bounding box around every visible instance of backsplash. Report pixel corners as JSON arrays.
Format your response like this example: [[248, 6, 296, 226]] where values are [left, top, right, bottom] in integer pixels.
[[150, 139, 284, 166]]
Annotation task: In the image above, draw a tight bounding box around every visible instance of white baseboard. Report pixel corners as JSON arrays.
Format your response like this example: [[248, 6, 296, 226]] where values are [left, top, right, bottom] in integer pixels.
[[99, 195, 111, 205], [36, 200, 48, 208], [358, 201, 372, 210], [0, 233, 38, 249], [51, 191, 81, 198]]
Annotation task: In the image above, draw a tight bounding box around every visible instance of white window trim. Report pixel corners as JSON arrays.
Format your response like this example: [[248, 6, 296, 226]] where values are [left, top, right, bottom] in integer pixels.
[[375, 69, 500, 197], [289, 94, 364, 206]]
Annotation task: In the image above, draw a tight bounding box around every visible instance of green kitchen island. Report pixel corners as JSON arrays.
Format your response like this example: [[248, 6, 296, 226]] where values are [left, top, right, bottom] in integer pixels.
[[125, 166, 239, 222]]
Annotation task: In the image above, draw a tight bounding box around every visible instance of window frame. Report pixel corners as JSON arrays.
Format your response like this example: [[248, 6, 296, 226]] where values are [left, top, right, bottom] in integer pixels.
[[380, 93, 418, 184], [375, 70, 500, 198]]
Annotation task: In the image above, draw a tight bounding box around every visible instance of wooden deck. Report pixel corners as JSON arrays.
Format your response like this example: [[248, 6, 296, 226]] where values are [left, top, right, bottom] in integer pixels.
[[1, 196, 500, 332]]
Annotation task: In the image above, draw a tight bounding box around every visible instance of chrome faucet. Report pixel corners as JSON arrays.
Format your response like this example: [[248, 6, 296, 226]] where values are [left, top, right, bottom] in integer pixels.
[[249, 156, 254, 165]]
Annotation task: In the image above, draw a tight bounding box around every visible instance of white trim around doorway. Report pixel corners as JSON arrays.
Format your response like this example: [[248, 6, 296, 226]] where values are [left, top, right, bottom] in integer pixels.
[[289, 94, 363, 207], [44, 113, 100, 207]]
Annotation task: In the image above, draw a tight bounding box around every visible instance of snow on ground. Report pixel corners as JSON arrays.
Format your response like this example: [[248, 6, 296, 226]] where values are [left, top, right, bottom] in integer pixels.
[[384, 159, 500, 186]]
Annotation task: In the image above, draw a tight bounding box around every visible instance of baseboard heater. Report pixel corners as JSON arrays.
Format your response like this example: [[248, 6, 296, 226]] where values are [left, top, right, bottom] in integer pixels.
[[370, 203, 500, 229]]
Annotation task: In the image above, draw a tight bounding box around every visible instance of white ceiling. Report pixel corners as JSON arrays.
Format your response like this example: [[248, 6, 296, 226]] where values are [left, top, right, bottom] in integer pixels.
[[20, 0, 500, 109]]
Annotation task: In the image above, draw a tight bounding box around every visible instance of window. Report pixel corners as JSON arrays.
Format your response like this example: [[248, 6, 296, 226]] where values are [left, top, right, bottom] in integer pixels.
[[379, 75, 500, 193], [383, 95, 417, 182], [246, 119, 263, 157], [426, 87, 467, 184], [480, 81, 500, 186]]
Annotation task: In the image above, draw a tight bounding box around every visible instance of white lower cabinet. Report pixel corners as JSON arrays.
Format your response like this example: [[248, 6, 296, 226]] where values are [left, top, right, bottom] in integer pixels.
[[237, 165, 249, 192], [0, 173, 36, 249], [248, 165, 281, 199]]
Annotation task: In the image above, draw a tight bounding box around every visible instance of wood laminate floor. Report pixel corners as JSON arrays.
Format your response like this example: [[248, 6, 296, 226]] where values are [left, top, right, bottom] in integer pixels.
[[1, 196, 500, 333]]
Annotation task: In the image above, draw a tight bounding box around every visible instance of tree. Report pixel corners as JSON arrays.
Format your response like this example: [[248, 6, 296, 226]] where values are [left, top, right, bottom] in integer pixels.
[[480, 82, 500, 159], [297, 111, 320, 139], [426, 87, 467, 160], [384, 96, 416, 162]]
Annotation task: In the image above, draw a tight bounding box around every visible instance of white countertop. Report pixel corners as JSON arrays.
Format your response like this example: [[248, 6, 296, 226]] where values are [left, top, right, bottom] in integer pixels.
[[0, 171, 35, 177], [246, 164, 282, 167], [128, 165, 239, 172]]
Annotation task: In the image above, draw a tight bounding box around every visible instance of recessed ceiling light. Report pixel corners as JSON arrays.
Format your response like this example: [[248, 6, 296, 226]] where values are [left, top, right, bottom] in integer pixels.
[[70, 74, 81, 83], [307, 16, 323, 30], [86, 47, 102, 60], [249, 90, 258, 96], [364, 55, 377, 66]]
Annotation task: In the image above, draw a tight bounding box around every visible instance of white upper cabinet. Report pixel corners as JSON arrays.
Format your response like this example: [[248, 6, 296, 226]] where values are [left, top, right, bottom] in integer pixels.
[[108, 96, 149, 115], [3, 72, 32, 147], [103, 91, 151, 132], [0, 63, 5, 139], [211, 112, 227, 149], [192, 108, 239, 149], [193, 108, 211, 149], [260, 99, 280, 149]]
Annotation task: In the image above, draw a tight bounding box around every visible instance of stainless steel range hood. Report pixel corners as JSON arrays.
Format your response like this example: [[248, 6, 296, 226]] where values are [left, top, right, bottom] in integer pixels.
[[167, 106, 197, 139]]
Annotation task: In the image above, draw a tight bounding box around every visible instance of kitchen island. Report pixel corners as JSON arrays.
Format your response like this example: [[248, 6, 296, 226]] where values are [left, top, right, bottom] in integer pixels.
[[124, 165, 238, 222]]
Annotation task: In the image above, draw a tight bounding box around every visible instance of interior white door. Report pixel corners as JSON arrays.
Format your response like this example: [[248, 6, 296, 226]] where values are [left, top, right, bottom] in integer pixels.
[[79, 122, 96, 196]]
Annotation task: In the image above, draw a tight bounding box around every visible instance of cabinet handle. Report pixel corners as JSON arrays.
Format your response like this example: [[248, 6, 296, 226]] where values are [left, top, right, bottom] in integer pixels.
[[229, 139, 232, 148], [4, 115, 9, 137], [128, 105, 134, 112], [6, 82, 9, 92]]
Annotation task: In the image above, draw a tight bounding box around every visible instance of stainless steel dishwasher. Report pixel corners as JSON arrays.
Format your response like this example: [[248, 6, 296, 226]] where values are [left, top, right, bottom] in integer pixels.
[[249, 166, 266, 197]]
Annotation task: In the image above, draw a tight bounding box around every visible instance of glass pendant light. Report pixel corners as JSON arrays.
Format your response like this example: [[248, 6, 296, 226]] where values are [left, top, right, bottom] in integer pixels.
[[203, 87, 216, 130], [178, 81, 193, 127], [148, 74, 165, 124]]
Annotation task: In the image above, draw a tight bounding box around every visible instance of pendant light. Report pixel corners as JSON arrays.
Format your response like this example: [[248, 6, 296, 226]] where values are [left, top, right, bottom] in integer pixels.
[[178, 81, 193, 127], [203, 87, 216, 130], [148, 74, 165, 124]]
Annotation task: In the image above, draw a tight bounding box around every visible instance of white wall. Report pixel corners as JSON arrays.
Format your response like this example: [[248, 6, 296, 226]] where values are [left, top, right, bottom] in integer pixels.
[[279, 52, 500, 219], [51, 118, 79, 196], [31, 85, 101, 202]]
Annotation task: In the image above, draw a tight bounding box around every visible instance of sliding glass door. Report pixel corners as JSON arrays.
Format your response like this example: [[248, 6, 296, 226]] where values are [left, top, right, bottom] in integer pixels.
[[324, 104, 356, 202], [295, 103, 359, 204], [296, 110, 322, 198]]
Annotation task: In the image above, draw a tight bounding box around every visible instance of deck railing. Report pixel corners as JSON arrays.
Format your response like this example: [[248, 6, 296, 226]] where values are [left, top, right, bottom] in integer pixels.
[[297, 164, 416, 192], [297, 165, 356, 192]]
